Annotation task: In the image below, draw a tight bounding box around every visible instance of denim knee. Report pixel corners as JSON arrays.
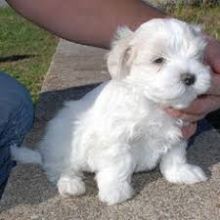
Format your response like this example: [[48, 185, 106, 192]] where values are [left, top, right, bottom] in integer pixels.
[[0, 72, 34, 196]]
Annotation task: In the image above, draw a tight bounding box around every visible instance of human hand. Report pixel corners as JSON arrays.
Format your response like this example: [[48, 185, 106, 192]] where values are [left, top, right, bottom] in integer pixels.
[[167, 36, 220, 139]]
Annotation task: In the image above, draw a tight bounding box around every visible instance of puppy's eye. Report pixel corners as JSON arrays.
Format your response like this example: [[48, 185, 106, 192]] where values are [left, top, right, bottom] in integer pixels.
[[153, 57, 165, 64]]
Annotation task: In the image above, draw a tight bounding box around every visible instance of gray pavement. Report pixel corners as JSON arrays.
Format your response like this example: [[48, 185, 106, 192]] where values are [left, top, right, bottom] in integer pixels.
[[1, 40, 220, 219], [0, 0, 8, 7]]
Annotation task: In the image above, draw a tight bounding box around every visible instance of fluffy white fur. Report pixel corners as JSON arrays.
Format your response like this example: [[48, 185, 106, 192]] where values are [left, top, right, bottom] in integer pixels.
[[11, 18, 211, 205]]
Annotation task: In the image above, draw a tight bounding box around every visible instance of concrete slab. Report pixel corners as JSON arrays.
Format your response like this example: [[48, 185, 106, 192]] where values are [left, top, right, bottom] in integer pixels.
[[1, 40, 220, 220], [0, 0, 8, 7]]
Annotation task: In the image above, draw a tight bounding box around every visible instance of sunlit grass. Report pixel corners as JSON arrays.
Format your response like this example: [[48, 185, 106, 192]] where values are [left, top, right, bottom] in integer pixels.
[[0, 7, 58, 102], [168, 4, 220, 40]]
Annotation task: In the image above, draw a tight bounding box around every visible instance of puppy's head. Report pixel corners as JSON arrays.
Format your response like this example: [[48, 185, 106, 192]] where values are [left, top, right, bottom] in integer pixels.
[[107, 18, 211, 109]]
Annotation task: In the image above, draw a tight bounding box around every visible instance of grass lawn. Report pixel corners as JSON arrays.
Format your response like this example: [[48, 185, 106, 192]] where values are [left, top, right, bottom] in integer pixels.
[[169, 4, 220, 40], [0, 7, 58, 102]]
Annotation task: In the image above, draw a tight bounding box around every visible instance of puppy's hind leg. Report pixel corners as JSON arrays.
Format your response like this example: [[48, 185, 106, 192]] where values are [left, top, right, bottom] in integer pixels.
[[57, 170, 86, 197]]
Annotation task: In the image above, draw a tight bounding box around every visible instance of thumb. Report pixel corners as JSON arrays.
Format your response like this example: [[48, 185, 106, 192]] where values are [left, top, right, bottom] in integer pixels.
[[205, 36, 220, 74]]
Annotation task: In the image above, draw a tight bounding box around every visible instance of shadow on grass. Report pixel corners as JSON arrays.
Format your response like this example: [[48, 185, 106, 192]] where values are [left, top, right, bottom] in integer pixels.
[[1, 82, 220, 212], [0, 54, 37, 63]]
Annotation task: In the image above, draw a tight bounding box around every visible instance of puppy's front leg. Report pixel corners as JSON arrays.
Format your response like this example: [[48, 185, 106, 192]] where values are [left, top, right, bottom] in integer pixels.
[[96, 168, 134, 205], [95, 152, 134, 205], [160, 141, 207, 184]]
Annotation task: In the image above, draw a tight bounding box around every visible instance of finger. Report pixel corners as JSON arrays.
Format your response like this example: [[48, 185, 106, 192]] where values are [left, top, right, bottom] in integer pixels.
[[165, 107, 183, 118], [181, 123, 197, 139], [165, 108, 205, 123], [204, 36, 220, 75], [180, 113, 205, 123], [166, 94, 220, 122], [182, 95, 220, 115]]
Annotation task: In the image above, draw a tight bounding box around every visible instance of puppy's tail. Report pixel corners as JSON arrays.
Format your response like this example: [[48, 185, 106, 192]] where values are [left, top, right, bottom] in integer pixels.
[[10, 144, 42, 165]]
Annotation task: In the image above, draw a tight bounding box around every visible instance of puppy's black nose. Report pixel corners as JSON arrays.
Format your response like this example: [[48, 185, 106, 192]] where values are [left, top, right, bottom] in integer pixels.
[[181, 73, 196, 86]]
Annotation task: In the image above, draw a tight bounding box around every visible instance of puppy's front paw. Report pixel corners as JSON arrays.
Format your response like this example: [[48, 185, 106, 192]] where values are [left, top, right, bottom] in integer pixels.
[[57, 176, 86, 197], [98, 182, 134, 205], [164, 164, 207, 184]]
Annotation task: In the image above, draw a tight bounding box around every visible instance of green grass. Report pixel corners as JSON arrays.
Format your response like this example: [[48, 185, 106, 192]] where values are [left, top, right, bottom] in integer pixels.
[[0, 8, 58, 102], [168, 4, 220, 40]]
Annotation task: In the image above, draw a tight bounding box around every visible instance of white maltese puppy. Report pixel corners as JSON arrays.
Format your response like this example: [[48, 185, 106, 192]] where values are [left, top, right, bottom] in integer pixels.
[[12, 18, 211, 205]]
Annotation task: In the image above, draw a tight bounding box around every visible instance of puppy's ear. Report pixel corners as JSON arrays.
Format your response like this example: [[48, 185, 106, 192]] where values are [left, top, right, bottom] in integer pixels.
[[107, 27, 135, 79]]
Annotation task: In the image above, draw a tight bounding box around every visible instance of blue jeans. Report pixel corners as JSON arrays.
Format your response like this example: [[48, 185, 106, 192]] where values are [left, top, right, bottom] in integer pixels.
[[0, 72, 34, 198]]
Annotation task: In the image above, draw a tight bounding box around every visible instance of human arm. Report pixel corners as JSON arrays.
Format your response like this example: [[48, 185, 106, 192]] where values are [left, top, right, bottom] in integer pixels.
[[6, 0, 166, 48]]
